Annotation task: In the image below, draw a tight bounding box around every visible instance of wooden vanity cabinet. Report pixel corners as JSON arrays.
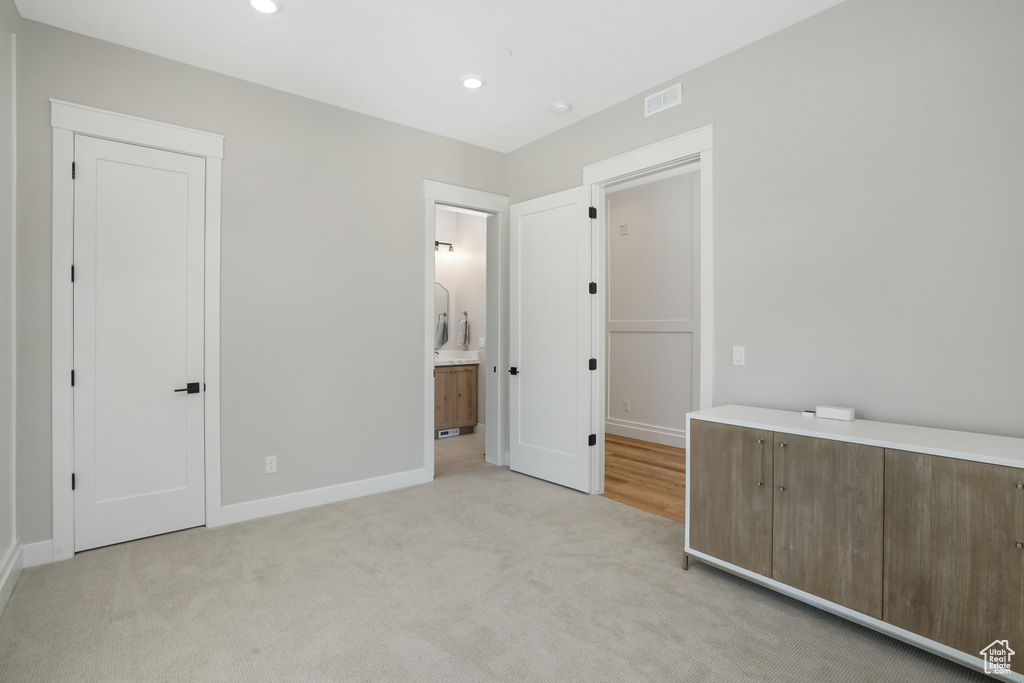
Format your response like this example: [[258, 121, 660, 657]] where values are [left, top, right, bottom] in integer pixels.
[[688, 420, 774, 576], [771, 434, 883, 618], [883, 449, 1024, 656], [434, 364, 477, 436]]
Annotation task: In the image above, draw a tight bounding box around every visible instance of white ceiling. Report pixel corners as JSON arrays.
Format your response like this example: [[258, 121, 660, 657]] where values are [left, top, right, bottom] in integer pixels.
[[15, 0, 846, 152]]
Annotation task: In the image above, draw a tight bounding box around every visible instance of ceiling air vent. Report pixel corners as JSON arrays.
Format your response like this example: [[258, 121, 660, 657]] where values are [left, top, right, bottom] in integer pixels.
[[644, 83, 682, 117]]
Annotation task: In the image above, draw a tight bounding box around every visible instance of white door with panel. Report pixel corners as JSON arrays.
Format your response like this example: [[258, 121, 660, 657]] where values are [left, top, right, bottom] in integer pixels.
[[73, 135, 207, 551], [509, 187, 596, 492]]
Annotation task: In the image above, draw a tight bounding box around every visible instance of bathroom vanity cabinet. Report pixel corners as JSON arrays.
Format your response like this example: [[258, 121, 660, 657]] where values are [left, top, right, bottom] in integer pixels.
[[434, 364, 477, 436], [685, 405, 1024, 681]]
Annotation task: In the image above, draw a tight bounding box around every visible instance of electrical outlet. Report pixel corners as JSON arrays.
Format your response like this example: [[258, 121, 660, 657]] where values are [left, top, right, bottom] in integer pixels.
[[265, 456, 277, 474], [623, 400, 631, 412]]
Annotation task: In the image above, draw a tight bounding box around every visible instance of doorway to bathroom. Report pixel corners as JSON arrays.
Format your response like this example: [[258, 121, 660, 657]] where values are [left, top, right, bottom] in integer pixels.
[[422, 181, 510, 482], [433, 204, 489, 477]]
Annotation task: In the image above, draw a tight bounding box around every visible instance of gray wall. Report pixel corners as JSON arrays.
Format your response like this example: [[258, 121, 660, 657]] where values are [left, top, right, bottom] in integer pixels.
[[0, 0, 19, 562], [17, 21, 506, 543], [508, 0, 1024, 438], [606, 172, 697, 447]]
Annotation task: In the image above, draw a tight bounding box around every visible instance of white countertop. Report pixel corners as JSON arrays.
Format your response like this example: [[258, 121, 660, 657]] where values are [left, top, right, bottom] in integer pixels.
[[687, 405, 1024, 470], [434, 359, 479, 367]]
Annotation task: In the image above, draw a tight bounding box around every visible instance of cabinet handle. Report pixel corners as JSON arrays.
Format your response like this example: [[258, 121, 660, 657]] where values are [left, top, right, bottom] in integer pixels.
[[1017, 482, 1023, 490], [777, 442, 787, 491], [1017, 542, 1023, 549], [755, 438, 765, 487]]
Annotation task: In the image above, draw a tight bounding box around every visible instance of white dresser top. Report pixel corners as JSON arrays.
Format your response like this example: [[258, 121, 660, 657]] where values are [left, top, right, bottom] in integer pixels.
[[687, 405, 1024, 470]]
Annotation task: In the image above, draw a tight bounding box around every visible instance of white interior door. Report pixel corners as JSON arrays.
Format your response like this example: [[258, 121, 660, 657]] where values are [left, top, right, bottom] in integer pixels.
[[509, 187, 595, 492], [73, 135, 207, 551]]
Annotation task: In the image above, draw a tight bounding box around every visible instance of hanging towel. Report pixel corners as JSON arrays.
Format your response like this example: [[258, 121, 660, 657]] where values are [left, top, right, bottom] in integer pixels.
[[435, 319, 448, 348], [457, 318, 470, 348]]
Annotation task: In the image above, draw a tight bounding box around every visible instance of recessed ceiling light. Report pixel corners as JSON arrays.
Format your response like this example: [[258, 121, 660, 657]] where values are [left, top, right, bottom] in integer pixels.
[[551, 101, 572, 115], [461, 75, 486, 90], [247, 0, 283, 14], [496, 49, 513, 59]]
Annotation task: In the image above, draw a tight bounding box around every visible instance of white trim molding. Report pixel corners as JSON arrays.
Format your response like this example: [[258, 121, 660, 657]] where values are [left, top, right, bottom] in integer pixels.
[[50, 101, 224, 560], [0, 540, 21, 618], [583, 126, 714, 412], [221, 469, 425, 525], [20, 540, 53, 568], [605, 419, 686, 450]]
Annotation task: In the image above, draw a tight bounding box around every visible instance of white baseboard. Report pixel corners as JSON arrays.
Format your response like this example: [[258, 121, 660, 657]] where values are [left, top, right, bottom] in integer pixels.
[[475, 423, 485, 436], [22, 540, 54, 568], [0, 540, 23, 618], [605, 418, 686, 449], [221, 468, 426, 526]]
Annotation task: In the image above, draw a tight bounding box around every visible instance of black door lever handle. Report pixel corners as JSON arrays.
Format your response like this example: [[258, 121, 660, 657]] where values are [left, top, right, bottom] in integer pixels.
[[174, 382, 201, 394]]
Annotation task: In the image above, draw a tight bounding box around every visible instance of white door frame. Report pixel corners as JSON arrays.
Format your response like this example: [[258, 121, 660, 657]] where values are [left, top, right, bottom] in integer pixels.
[[583, 125, 715, 491], [423, 181, 509, 479], [50, 100, 224, 562]]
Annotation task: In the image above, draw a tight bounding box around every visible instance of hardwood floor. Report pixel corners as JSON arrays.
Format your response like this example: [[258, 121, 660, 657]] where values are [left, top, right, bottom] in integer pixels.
[[602, 434, 686, 523], [434, 431, 486, 478], [435, 431, 686, 525]]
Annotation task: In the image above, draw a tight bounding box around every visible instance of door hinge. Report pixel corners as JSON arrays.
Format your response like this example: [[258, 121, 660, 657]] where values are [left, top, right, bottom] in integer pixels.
[[588, 206, 597, 219], [588, 434, 597, 447], [71, 265, 75, 282], [72, 162, 76, 180], [589, 282, 597, 294], [71, 369, 75, 387], [71, 473, 76, 490], [589, 358, 597, 371]]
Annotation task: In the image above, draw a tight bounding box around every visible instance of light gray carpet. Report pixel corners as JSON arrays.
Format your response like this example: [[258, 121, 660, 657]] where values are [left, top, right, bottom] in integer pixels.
[[0, 462, 986, 682]]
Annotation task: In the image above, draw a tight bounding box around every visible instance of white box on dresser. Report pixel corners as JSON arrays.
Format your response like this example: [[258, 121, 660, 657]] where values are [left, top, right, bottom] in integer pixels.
[[685, 405, 1024, 682]]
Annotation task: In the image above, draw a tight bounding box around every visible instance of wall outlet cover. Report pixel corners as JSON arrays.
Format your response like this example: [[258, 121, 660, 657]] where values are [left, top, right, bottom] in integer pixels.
[[265, 456, 277, 474]]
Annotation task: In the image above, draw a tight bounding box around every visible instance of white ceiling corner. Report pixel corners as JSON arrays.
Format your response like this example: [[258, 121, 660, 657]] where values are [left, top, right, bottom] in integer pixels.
[[15, 0, 847, 152]]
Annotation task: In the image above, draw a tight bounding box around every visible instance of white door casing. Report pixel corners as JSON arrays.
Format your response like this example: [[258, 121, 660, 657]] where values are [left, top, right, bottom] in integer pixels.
[[73, 135, 206, 551], [509, 186, 595, 493], [52, 100, 223, 562]]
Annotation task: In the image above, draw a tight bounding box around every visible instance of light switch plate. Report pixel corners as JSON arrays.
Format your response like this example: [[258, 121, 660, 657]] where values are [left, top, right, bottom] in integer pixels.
[[479, 337, 486, 348], [619, 223, 630, 236], [732, 346, 745, 366]]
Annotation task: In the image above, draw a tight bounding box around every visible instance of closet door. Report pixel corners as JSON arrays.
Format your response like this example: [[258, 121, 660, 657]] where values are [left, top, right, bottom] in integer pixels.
[[73, 134, 207, 551]]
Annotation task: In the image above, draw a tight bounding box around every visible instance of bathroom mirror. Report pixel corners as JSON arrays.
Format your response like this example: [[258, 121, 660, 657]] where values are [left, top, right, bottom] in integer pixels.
[[434, 282, 449, 349]]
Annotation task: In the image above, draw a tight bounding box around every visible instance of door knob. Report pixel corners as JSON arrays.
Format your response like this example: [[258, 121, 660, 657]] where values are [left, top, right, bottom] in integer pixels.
[[174, 382, 201, 394], [509, 367, 519, 375]]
